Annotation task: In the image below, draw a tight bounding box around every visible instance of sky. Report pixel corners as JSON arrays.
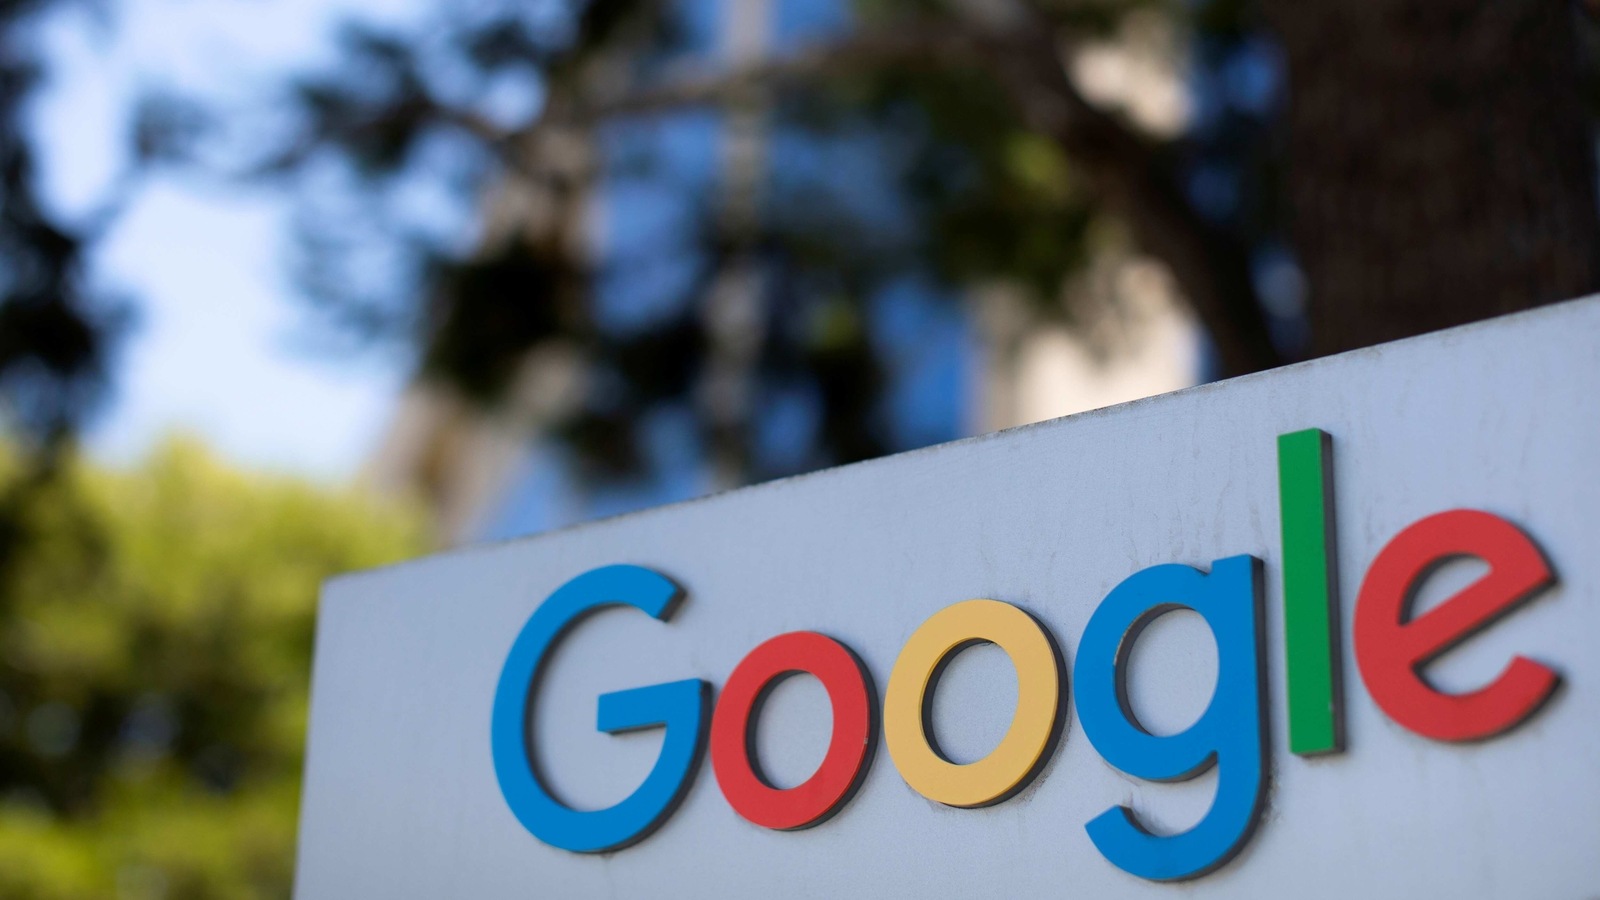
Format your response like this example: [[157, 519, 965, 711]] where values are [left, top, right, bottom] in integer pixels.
[[29, 0, 423, 479]]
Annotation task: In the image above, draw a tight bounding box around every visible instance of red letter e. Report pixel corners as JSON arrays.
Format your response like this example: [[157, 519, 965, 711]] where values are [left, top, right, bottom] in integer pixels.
[[1354, 509, 1558, 742]]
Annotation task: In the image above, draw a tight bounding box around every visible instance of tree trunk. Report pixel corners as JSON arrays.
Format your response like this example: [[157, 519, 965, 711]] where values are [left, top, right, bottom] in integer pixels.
[[1266, 0, 1600, 356]]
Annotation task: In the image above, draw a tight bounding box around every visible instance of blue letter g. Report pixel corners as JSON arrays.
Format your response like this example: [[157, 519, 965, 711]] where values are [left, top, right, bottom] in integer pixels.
[[491, 564, 709, 852], [1074, 555, 1268, 881]]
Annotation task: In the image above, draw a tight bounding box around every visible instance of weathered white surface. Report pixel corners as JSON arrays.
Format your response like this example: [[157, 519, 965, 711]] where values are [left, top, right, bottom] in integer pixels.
[[296, 297, 1600, 899]]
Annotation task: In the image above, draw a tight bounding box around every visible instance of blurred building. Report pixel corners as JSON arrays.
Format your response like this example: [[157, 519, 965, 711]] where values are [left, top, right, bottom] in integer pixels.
[[365, 0, 1200, 546]]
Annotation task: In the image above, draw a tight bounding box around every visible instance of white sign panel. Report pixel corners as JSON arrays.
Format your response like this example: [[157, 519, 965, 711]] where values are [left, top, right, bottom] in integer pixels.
[[296, 298, 1600, 898]]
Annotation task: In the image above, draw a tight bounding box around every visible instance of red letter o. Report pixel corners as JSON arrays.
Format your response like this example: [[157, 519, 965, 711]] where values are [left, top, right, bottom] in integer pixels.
[[710, 632, 875, 830]]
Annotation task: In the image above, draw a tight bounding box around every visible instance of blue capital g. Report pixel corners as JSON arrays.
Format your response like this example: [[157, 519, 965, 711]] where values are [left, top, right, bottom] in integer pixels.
[[490, 565, 709, 853]]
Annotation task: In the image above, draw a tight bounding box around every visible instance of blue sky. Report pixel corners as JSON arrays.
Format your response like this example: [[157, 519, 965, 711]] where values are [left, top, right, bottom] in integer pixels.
[[29, 0, 421, 478]]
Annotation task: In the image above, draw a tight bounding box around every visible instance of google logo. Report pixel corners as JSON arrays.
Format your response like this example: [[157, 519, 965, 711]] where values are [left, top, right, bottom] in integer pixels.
[[490, 429, 1559, 882]]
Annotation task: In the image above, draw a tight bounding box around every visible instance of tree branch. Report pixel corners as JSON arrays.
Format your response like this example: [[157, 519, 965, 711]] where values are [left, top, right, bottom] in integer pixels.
[[503, 18, 1283, 377], [971, 22, 1283, 376]]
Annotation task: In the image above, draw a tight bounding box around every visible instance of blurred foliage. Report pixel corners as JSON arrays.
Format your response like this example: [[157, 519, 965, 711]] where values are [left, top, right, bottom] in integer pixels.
[[261, 0, 1600, 495], [0, 0, 1593, 482], [0, 0, 140, 457], [0, 439, 425, 898], [248, 0, 1293, 489]]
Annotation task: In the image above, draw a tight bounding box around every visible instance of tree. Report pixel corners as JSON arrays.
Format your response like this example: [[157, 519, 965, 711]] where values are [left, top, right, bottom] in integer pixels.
[[256, 0, 1599, 493], [1266, 0, 1600, 355], [0, 438, 424, 899], [0, 0, 128, 456], [3, 0, 1596, 484]]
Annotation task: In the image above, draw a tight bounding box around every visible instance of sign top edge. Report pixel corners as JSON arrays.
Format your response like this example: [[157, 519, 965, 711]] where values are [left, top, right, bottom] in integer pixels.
[[324, 292, 1600, 591]]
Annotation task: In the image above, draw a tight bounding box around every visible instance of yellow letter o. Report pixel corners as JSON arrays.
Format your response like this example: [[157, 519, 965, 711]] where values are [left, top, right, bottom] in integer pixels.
[[883, 599, 1063, 808]]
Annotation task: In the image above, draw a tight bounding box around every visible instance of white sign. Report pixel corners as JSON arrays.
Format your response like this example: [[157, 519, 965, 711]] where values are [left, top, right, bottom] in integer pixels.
[[296, 298, 1600, 898]]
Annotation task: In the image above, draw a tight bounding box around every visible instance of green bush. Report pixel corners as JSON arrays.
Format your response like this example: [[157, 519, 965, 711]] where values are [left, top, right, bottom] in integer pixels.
[[0, 439, 426, 898]]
